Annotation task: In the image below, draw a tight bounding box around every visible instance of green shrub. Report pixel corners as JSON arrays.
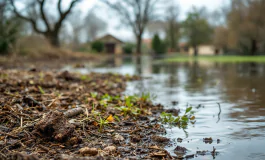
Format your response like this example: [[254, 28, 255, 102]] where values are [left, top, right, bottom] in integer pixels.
[[152, 33, 166, 54], [123, 43, 134, 54], [91, 41, 104, 53]]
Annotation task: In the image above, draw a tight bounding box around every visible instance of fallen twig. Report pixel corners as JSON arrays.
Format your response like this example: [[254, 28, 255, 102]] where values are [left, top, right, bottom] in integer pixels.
[[64, 107, 84, 118]]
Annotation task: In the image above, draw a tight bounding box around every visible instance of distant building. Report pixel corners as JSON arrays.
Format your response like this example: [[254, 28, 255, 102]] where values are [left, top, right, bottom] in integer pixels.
[[94, 34, 123, 54], [179, 43, 223, 55], [142, 38, 152, 53]]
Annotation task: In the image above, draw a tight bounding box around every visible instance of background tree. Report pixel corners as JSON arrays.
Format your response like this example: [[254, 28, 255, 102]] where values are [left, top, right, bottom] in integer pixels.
[[183, 7, 212, 56], [91, 41, 104, 53], [227, 0, 265, 55], [101, 0, 161, 54], [152, 33, 166, 54], [84, 11, 107, 41], [213, 26, 229, 54], [165, 3, 180, 52], [10, 0, 81, 47], [67, 10, 84, 50], [123, 43, 135, 54], [0, 1, 22, 54]]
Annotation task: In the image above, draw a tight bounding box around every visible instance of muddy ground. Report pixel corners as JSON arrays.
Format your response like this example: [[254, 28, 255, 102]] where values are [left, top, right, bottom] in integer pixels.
[[0, 68, 219, 160], [0, 69, 186, 160]]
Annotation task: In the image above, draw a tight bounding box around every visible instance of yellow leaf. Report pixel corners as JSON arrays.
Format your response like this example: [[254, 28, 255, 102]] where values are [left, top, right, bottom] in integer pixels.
[[106, 115, 114, 122], [190, 116, 195, 120]]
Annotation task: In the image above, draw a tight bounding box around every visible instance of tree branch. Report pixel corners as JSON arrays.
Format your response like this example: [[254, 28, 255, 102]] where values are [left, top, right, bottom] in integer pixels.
[[54, 0, 80, 32], [10, 0, 44, 34], [58, 0, 63, 15], [38, 0, 51, 31]]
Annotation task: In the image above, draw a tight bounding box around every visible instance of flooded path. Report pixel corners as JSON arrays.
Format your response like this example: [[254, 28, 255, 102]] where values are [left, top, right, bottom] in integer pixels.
[[67, 56, 265, 159]]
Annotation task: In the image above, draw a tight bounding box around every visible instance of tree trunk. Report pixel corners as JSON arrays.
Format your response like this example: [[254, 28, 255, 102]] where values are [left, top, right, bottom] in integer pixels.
[[193, 45, 198, 56], [136, 34, 142, 55], [169, 23, 176, 52], [45, 32, 60, 47], [250, 39, 257, 56]]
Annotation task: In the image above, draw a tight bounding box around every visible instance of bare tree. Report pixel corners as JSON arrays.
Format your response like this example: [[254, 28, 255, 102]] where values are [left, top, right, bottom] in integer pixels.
[[101, 0, 161, 54], [10, 0, 81, 47], [68, 10, 84, 47], [165, 3, 179, 52], [84, 11, 107, 41], [227, 0, 265, 55]]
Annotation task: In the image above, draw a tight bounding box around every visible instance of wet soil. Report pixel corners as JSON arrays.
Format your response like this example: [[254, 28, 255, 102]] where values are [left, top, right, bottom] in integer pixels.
[[0, 69, 177, 159]]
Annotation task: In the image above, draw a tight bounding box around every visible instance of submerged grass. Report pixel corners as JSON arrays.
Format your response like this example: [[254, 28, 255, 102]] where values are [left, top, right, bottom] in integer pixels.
[[165, 55, 265, 63]]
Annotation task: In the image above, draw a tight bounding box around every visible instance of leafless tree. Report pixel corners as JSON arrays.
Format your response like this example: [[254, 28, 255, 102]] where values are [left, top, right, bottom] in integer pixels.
[[165, 2, 179, 52], [227, 0, 265, 55], [101, 0, 161, 54], [10, 0, 81, 47], [84, 11, 107, 41]]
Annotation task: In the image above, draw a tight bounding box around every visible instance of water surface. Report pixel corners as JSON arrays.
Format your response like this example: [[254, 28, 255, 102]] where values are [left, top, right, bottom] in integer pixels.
[[68, 56, 265, 159]]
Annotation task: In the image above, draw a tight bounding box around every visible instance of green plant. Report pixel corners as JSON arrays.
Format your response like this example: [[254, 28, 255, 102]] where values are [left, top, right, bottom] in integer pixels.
[[160, 107, 195, 128], [136, 92, 156, 102], [98, 117, 109, 132], [91, 41, 104, 53], [123, 43, 134, 54], [80, 75, 90, 81], [90, 92, 98, 99], [101, 93, 113, 102], [38, 86, 45, 94], [115, 96, 143, 116], [91, 103, 101, 118]]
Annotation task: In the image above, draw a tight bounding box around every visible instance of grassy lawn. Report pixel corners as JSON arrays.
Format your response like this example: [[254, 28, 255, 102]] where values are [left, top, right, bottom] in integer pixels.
[[165, 55, 265, 63]]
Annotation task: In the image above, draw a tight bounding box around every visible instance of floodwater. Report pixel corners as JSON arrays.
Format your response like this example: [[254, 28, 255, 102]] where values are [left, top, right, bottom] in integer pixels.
[[68, 56, 265, 160]]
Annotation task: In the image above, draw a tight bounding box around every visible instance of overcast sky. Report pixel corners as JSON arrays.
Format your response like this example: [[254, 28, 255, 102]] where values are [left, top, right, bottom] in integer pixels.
[[77, 0, 228, 41]]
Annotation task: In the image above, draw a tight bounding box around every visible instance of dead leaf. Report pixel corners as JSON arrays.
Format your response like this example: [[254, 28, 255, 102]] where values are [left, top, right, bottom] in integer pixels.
[[93, 121, 98, 126]]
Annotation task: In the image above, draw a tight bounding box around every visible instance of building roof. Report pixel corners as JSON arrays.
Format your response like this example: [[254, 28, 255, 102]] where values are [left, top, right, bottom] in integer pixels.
[[95, 34, 123, 44]]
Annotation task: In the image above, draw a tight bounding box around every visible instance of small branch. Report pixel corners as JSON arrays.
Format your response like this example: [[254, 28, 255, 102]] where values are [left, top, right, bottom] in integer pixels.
[[0, 131, 18, 139], [10, 0, 44, 34], [54, 0, 80, 32], [64, 107, 84, 118], [38, 0, 51, 31], [58, 0, 63, 15]]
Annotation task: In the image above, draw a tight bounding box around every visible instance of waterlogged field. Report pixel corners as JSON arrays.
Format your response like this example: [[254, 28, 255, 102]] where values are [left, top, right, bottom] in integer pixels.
[[70, 55, 265, 160]]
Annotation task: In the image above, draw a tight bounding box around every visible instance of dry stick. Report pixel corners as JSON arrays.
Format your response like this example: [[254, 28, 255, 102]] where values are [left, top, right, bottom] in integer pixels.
[[38, 144, 50, 152], [47, 98, 58, 108], [0, 131, 18, 139], [64, 107, 84, 118]]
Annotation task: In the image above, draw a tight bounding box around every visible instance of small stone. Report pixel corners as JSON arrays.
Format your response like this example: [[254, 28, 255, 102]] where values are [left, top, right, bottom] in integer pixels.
[[131, 135, 141, 143], [113, 134, 125, 144], [177, 138, 183, 143], [103, 146, 116, 153], [152, 135, 170, 143], [79, 147, 98, 156], [174, 146, 187, 154]]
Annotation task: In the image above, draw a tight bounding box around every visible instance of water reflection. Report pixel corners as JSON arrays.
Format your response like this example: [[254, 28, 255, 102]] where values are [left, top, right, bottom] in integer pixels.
[[106, 56, 265, 139], [69, 55, 265, 159]]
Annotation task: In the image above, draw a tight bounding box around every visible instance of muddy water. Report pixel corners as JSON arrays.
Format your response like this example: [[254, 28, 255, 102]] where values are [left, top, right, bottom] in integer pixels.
[[68, 56, 265, 160]]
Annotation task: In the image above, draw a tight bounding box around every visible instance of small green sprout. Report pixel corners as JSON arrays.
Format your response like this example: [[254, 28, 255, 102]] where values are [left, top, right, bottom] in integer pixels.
[[98, 117, 109, 132], [90, 92, 98, 99], [38, 86, 45, 94], [80, 75, 90, 81], [160, 107, 195, 128]]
